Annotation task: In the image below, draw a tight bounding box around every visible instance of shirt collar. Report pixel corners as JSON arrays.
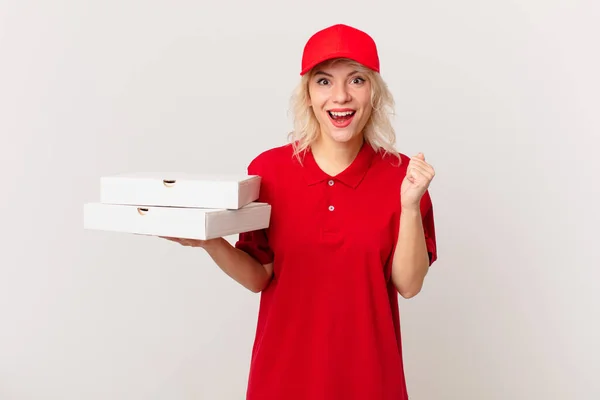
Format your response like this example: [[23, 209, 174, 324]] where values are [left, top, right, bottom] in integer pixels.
[[301, 141, 376, 188]]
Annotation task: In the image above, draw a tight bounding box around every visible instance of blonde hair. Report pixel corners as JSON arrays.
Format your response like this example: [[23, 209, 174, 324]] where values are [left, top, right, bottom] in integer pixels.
[[287, 58, 401, 164]]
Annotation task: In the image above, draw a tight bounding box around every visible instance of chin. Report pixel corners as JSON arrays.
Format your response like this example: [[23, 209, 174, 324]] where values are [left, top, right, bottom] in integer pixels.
[[327, 128, 359, 143]]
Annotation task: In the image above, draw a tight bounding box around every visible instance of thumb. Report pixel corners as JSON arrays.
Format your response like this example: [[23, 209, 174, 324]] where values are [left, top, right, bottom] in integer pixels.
[[415, 152, 425, 161]]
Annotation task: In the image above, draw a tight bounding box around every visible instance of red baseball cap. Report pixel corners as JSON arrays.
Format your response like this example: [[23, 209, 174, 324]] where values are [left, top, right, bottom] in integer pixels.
[[300, 24, 380, 76]]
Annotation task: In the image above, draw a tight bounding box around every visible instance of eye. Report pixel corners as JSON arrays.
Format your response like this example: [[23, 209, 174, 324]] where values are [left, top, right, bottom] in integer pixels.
[[316, 78, 330, 85], [351, 77, 366, 84]]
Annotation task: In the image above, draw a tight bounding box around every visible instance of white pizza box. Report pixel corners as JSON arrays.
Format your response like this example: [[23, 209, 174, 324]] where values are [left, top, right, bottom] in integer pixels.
[[99, 173, 261, 210], [83, 202, 271, 240]]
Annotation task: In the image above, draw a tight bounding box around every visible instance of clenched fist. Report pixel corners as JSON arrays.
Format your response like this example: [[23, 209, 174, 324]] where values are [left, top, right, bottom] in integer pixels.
[[400, 153, 435, 210]]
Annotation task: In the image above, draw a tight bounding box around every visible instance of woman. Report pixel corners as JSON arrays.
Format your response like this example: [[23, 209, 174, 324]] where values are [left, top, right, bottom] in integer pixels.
[[166, 23, 437, 400]]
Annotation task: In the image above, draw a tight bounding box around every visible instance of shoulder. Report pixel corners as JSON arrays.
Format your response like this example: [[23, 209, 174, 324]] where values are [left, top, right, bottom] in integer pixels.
[[373, 148, 411, 175], [245, 143, 295, 201], [246, 143, 295, 175]]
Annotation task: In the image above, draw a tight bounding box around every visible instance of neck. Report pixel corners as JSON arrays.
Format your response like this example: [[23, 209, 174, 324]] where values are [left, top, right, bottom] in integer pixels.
[[310, 133, 364, 176]]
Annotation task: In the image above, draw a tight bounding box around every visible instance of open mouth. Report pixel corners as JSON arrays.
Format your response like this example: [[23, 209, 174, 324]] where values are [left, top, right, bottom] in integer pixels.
[[327, 110, 356, 128]]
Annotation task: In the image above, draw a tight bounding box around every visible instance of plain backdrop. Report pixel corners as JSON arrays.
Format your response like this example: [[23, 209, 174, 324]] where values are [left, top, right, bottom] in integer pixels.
[[1, 1, 598, 399]]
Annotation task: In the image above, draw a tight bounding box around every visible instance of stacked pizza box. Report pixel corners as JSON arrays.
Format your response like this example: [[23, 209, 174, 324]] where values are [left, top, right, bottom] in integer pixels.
[[83, 173, 271, 240]]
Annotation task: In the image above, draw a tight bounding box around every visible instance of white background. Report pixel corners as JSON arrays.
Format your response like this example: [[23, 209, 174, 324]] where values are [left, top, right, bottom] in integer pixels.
[[1, 1, 598, 399]]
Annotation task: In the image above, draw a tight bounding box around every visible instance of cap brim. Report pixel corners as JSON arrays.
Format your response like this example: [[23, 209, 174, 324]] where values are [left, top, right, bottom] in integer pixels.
[[300, 51, 379, 76]]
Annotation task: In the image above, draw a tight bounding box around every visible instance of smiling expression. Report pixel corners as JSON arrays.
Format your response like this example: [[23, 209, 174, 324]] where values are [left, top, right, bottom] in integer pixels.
[[308, 60, 373, 145]]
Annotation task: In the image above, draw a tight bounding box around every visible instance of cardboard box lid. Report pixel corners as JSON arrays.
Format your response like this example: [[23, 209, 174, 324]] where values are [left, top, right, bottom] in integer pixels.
[[99, 172, 261, 210], [102, 172, 259, 183]]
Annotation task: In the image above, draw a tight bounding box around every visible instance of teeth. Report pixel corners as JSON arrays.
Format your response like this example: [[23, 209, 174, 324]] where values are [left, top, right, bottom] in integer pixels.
[[329, 111, 354, 117]]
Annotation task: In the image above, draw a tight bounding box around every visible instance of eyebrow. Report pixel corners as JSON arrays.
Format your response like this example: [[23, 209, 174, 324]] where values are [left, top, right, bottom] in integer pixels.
[[313, 70, 361, 78]]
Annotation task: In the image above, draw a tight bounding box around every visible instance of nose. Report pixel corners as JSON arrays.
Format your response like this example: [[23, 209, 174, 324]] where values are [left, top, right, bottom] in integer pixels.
[[332, 83, 351, 104]]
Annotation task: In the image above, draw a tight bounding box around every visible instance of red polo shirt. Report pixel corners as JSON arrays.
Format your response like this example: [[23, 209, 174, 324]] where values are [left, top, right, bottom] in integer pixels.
[[235, 141, 437, 400]]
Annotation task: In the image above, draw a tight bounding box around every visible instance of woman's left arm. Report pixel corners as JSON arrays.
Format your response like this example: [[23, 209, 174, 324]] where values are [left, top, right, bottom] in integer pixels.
[[391, 153, 436, 298]]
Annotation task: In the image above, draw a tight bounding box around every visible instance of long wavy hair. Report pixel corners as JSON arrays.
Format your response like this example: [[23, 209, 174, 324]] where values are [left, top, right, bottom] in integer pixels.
[[287, 57, 401, 165]]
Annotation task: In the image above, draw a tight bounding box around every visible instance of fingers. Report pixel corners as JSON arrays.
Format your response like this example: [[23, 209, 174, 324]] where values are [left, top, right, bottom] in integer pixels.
[[410, 154, 433, 170], [159, 236, 207, 247], [159, 236, 190, 246], [409, 154, 435, 178], [407, 167, 428, 186], [408, 164, 434, 181], [405, 154, 435, 188], [408, 161, 433, 177], [160, 236, 182, 243]]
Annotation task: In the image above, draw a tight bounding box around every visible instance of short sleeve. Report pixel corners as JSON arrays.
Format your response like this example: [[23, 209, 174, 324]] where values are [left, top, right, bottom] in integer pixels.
[[420, 190, 438, 265], [236, 229, 274, 265], [234, 154, 275, 265]]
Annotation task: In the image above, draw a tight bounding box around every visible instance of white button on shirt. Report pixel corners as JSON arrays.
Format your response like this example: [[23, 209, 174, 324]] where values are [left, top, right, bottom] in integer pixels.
[[328, 180, 334, 186], [328, 205, 335, 211]]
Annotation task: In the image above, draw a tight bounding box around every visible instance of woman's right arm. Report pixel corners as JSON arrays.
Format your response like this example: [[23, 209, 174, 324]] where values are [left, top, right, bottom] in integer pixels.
[[203, 238, 273, 293], [163, 236, 273, 293]]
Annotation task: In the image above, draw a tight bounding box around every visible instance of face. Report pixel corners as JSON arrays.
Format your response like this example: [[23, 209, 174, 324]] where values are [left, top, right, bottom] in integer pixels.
[[307, 60, 373, 145]]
